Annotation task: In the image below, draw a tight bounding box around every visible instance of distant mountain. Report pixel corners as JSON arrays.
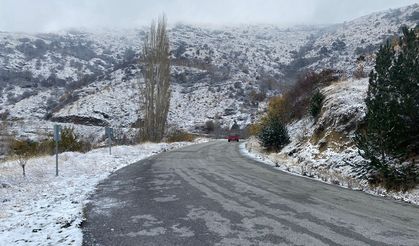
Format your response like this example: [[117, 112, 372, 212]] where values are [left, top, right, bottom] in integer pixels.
[[0, 4, 417, 143]]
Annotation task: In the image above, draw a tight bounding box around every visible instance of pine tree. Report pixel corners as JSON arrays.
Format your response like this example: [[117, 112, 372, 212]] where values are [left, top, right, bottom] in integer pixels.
[[394, 27, 419, 155], [258, 117, 290, 152], [354, 27, 418, 191], [309, 89, 325, 118]]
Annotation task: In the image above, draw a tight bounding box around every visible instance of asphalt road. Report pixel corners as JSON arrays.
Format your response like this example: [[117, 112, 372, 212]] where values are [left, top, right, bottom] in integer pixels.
[[82, 141, 419, 246]]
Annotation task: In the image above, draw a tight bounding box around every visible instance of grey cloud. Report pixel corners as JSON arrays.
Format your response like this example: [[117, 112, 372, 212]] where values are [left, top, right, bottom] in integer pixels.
[[0, 0, 417, 32]]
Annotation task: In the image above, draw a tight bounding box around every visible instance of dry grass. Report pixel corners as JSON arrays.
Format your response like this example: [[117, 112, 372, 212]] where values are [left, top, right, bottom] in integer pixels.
[[311, 130, 352, 153], [166, 129, 197, 143]]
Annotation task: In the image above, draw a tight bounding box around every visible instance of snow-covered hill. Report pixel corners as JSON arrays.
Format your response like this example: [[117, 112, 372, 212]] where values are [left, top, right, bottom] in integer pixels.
[[307, 4, 419, 73], [0, 4, 418, 145]]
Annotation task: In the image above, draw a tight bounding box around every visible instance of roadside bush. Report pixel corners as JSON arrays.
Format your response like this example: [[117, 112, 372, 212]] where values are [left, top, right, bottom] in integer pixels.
[[112, 128, 141, 145], [258, 117, 290, 152], [309, 90, 325, 118], [266, 95, 290, 124], [37, 139, 54, 155], [248, 123, 263, 136], [204, 120, 215, 133], [60, 128, 76, 150], [368, 162, 418, 192], [253, 69, 340, 152], [9, 127, 91, 157], [167, 129, 196, 143], [60, 127, 91, 153], [10, 139, 38, 157]]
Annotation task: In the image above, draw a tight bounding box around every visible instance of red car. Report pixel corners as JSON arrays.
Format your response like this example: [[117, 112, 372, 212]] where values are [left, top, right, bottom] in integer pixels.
[[227, 135, 240, 142]]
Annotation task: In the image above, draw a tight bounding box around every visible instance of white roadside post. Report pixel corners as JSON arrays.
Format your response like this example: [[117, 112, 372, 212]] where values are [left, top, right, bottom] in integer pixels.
[[54, 125, 61, 176], [105, 127, 113, 155]]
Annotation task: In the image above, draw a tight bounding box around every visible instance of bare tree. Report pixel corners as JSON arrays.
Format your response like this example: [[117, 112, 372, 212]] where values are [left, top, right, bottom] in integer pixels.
[[10, 138, 35, 177], [17, 155, 28, 177], [140, 15, 171, 142]]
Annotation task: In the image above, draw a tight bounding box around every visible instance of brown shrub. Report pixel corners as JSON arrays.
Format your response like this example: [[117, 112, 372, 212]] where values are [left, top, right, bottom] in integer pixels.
[[167, 129, 196, 143], [268, 69, 341, 124], [249, 90, 266, 104], [10, 139, 39, 158], [9, 127, 91, 157], [248, 123, 263, 136]]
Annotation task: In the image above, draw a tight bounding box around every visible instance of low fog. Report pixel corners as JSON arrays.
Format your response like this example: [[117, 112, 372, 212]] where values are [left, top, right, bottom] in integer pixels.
[[0, 0, 418, 32]]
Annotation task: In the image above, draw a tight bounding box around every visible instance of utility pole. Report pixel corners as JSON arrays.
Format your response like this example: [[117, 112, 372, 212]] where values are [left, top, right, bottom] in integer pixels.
[[105, 127, 113, 155], [54, 125, 61, 176]]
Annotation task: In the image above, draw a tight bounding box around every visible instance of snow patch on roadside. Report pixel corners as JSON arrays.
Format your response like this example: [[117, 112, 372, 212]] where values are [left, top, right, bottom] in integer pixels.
[[0, 138, 209, 246]]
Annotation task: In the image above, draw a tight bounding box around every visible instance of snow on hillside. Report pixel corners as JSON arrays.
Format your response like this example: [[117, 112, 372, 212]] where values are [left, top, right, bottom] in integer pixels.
[[0, 24, 313, 137], [307, 4, 419, 73], [52, 69, 140, 128], [169, 82, 252, 130], [0, 139, 208, 246], [170, 24, 316, 76], [242, 78, 419, 205], [0, 4, 417, 144]]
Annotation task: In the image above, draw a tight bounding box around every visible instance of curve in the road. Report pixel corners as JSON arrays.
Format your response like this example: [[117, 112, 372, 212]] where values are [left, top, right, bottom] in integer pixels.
[[82, 141, 419, 246]]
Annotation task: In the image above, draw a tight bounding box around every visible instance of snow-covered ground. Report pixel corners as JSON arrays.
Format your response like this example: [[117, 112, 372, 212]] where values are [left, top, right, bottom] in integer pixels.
[[0, 139, 208, 246]]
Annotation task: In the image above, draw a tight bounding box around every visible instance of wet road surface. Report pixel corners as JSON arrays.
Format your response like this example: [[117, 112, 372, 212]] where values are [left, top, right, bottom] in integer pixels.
[[82, 141, 419, 245]]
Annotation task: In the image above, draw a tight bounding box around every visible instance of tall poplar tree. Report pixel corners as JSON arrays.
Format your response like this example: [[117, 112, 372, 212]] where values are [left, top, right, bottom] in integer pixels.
[[140, 15, 171, 142]]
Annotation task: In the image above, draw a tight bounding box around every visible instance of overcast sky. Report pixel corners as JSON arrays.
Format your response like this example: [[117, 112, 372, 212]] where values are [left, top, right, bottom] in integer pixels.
[[0, 0, 418, 32]]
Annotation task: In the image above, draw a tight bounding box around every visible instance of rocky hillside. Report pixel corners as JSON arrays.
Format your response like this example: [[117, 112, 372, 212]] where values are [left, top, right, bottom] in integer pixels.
[[0, 4, 418, 144]]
